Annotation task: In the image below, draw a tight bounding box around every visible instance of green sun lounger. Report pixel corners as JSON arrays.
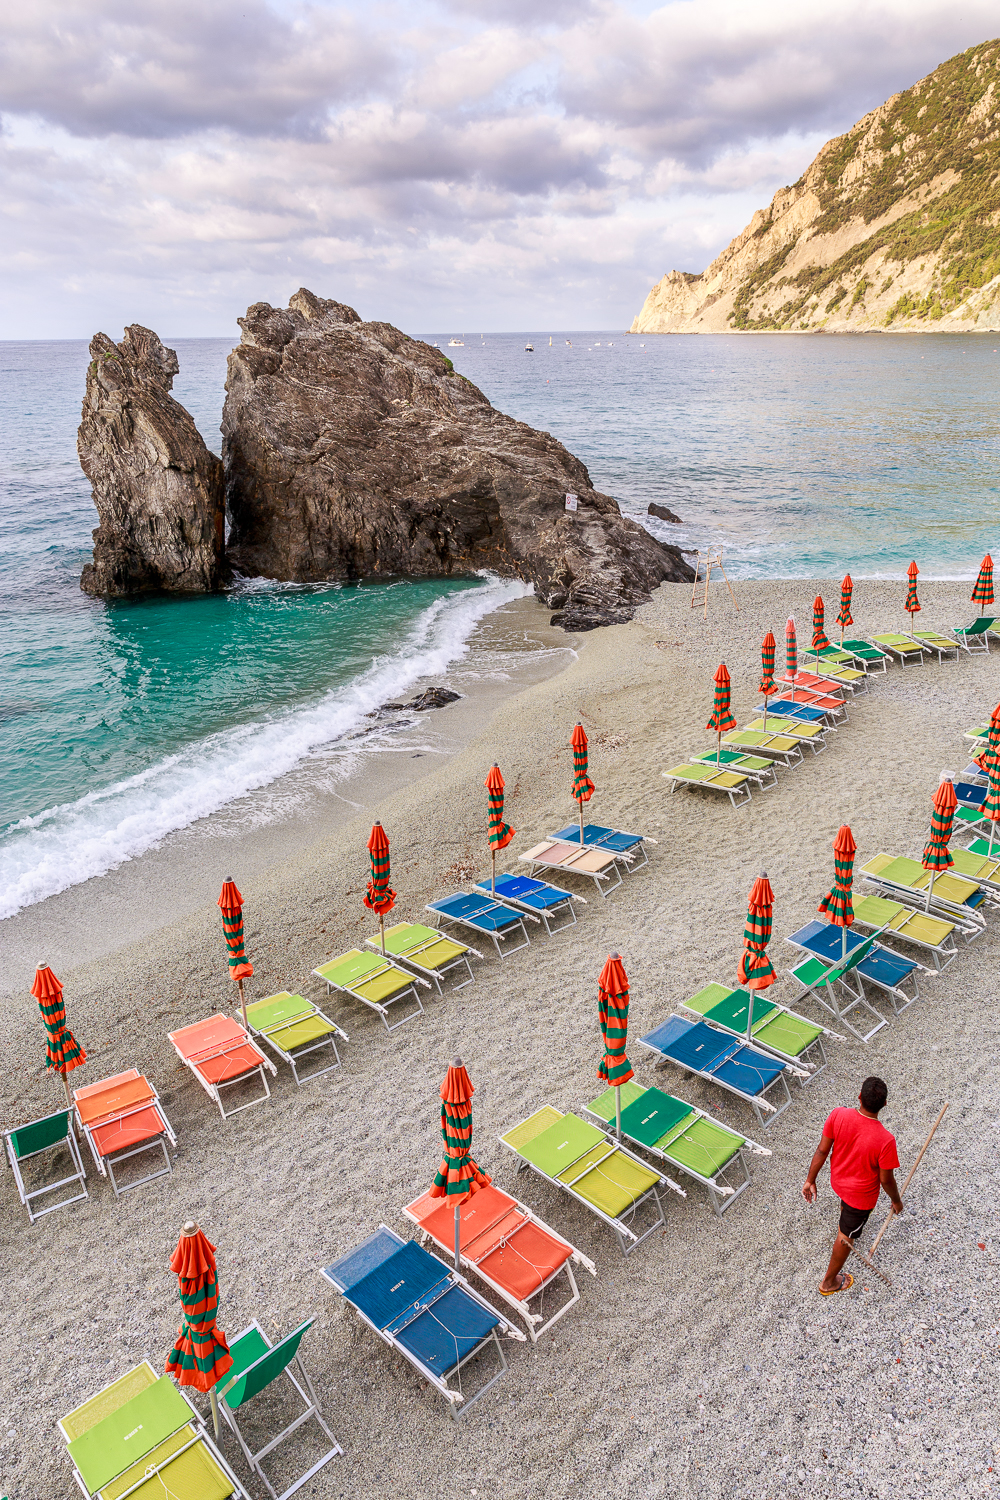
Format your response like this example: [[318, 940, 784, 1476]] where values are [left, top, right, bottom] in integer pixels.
[[867, 633, 927, 663], [912, 630, 960, 662], [59, 1361, 247, 1500], [949, 845, 1000, 892], [4, 1108, 88, 1224], [860, 853, 988, 931], [964, 724, 990, 745], [678, 982, 838, 1078], [720, 729, 803, 766], [365, 921, 480, 993], [243, 992, 348, 1085], [952, 616, 999, 653], [583, 1080, 771, 1218], [851, 893, 960, 971], [689, 748, 777, 787], [313, 949, 431, 1031], [663, 763, 752, 808], [499, 1106, 678, 1255], [836, 639, 891, 671], [742, 717, 827, 753]]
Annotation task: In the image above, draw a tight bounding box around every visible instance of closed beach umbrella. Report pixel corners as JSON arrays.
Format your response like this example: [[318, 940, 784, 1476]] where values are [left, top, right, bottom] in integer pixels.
[[905, 561, 921, 637], [971, 553, 994, 609], [812, 595, 830, 653], [571, 723, 595, 842], [429, 1057, 491, 1268], [737, 874, 776, 1035], [785, 617, 798, 701], [32, 964, 86, 1113], [598, 951, 634, 1140], [218, 879, 253, 1030], [166, 1220, 232, 1439], [759, 632, 776, 731], [984, 749, 1000, 856], [364, 820, 397, 954], [817, 824, 857, 961], [838, 574, 854, 645], [485, 763, 515, 895], [921, 773, 956, 912], [706, 663, 737, 766]]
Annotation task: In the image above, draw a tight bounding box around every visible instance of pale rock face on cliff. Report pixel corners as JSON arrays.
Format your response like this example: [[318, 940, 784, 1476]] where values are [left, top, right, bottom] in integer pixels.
[[632, 41, 1000, 335], [78, 327, 225, 596], [223, 288, 692, 629]]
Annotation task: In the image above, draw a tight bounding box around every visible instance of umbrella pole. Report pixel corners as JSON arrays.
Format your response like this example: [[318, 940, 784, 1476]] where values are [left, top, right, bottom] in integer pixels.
[[615, 1084, 622, 1143], [762, 694, 767, 732], [925, 871, 935, 914], [209, 1386, 221, 1441], [454, 1202, 461, 1271], [237, 978, 247, 1032], [990, 820, 997, 857], [491, 847, 496, 897], [717, 730, 721, 768], [579, 796, 584, 845], [380, 911, 386, 956], [841, 926, 847, 961]]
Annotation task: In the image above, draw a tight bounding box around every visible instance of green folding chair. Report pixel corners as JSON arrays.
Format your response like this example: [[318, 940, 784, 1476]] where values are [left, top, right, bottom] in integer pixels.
[[951, 617, 998, 654], [217, 1319, 341, 1500], [4, 1109, 88, 1224]]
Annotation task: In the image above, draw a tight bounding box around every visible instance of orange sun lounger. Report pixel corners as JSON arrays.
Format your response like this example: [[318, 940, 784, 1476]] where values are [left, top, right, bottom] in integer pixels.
[[168, 1014, 277, 1120], [402, 1183, 596, 1343], [73, 1069, 177, 1198]]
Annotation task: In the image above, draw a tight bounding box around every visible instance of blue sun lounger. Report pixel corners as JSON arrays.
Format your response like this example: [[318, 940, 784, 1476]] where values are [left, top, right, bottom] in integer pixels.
[[473, 872, 582, 935], [638, 1015, 792, 1131], [322, 1226, 525, 1420], [954, 780, 989, 831], [786, 919, 921, 1018], [548, 823, 652, 871], [427, 892, 534, 956], [756, 699, 840, 729]]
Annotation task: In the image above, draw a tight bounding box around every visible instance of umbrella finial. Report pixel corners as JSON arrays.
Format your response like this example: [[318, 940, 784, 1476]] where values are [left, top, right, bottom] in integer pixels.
[[181, 1220, 198, 1235], [610, 950, 621, 960], [760, 870, 768, 879], [452, 1055, 463, 1068]]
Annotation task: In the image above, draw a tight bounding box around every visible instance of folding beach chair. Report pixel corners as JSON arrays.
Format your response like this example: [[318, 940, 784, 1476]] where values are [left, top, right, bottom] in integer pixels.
[[960, 837, 1000, 879], [740, 717, 828, 753], [951, 616, 998, 654], [912, 629, 961, 662], [963, 724, 990, 747], [168, 1014, 277, 1119], [498, 1107, 678, 1255], [721, 729, 804, 767], [243, 993, 347, 1085], [637, 1015, 792, 1130], [365, 921, 480, 992], [662, 763, 753, 809], [518, 839, 623, 896], [582, 1080, 771, 1218], [426, 892, 534, 956], [312, 949, 430, 1030], [4, 1109, 88, 1224], [868, 632, 927, 664], [851, 892, 960, 971], [217, 1319, 341, 1499], [548, 823, 653, 871], [472, 873, 583, 935], [403, 1182, 597, 1342], [784, 929, 888, 1043], [322, 1227, 525, 1419], [678, 982, 840, 1079], [59, 1360, 247, 1499], [689, 748, 778, 788], [786, 919, 922, 1018], [74, 1070, 177, 1197], [952, 780, 990, 832], [860, 852, 988, 930]]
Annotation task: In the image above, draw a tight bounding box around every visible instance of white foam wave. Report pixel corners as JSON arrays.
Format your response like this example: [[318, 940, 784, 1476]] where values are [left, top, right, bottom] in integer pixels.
[[0, 575, 531, 919]]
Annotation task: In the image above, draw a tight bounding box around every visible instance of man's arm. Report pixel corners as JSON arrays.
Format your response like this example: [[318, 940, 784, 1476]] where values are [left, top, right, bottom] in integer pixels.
[[802, 1134, 834, 1202], [880, 1166, 903, 1213]]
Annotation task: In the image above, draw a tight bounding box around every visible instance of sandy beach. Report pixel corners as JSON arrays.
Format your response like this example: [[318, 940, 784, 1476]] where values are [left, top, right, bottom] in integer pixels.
[[3, 577, 999, 1500]]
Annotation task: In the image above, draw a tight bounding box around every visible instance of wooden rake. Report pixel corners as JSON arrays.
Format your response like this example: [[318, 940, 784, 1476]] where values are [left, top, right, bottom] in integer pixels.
[[845, 1102, 949, 1290]]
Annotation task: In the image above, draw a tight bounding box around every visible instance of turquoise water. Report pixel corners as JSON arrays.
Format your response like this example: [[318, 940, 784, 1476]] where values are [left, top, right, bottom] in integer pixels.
[[3, 330, 1000, 917]]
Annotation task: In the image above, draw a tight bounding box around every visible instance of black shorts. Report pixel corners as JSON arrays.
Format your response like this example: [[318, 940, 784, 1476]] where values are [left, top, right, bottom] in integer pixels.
[[839, 1201, 874, 1239]]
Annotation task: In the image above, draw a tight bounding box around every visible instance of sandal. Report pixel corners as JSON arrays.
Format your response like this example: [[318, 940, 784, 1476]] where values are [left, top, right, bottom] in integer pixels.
[[820, 1272, 854, 1297]]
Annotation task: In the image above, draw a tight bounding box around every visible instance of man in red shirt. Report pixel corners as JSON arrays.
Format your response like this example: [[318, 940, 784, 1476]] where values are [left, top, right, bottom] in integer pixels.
[[802, 1075, 903, 1295]]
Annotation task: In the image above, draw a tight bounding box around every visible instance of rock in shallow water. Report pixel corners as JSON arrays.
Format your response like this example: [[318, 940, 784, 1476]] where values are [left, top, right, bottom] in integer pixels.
[[222, 288, 693, 629]]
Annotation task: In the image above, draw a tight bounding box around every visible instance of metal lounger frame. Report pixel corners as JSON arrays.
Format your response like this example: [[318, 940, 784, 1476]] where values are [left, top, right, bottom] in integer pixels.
[[785, 930, 922, 1021], [867, 635, 928, 665], [316, 963, 431, 1031], [79, 1092, 178, 1198], [549, 829, 652, 873], [522, 850, 623, 898], [637, 1035, 792, 1132], [913, 632, 961, 663], [4, 1115, 89, 1224], [248, 1007, 348, 1085], [663, 769, 753, 810], [725, 736, 804, 767], [851, 912, 960, 972], [427, 901, 533, 958], [172, 1034, 278, 1119]]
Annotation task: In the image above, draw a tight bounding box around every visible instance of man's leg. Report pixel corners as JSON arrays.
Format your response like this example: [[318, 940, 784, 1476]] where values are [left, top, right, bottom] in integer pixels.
[[819, 1231, 853, 1293], [819, 1202, 872, 1293]]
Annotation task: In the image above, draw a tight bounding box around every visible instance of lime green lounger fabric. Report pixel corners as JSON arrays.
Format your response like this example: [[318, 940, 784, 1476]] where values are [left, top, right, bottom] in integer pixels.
[[61, 1364, 158, 1441], [102, 1430, 232, 1500], [588, 1083, 743, 1178], [246, 993, 337, 1052], [508, 1109, 659, 1217], [67, 1377, 191, 1494], [377, 923, 471, 969]]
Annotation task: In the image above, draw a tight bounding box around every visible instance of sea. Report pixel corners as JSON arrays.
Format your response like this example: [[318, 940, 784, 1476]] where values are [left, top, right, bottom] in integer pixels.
[[3, 330, 999, 919]]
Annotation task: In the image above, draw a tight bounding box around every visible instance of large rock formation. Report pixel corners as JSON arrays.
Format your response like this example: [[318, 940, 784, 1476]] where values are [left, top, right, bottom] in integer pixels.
[[78, 327, 225, 596], [632, 41, 1000, 334], [223, 288, 691, 628]]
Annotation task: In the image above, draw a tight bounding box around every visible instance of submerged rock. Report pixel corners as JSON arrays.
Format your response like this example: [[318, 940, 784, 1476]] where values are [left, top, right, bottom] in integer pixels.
[[648, 503, 682, 523], [78, 326, 225, 596], [222, 289, 692, 629]]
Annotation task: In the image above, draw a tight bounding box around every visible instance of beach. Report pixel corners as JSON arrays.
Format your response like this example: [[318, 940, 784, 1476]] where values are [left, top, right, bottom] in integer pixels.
[[3, 577, 998, 1500]]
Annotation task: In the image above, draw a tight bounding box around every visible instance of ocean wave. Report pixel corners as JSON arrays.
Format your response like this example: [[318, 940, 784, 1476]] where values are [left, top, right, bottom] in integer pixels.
[[0, 574, 531, 919]]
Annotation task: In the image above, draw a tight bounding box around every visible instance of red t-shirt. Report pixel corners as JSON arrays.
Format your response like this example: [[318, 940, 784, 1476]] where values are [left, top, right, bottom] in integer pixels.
[[822, 1107, 900, 1210]]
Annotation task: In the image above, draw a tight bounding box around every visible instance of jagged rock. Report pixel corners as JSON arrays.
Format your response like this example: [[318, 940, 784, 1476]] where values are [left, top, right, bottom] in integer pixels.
[[407, 688, 461, 710], [78, 326, 225, 596], [222, 289, 693, 629], [648, 503, 682, 523]]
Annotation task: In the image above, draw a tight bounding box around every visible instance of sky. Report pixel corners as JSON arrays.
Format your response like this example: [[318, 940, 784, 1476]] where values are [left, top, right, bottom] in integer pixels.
[[2, 1, 998, 339]]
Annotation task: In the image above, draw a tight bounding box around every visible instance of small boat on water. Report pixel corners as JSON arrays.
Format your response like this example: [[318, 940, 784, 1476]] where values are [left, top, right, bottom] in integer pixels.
[[525, 344, 533, 352], [448, 338, 464, 347], [566, 340, 572, 346]]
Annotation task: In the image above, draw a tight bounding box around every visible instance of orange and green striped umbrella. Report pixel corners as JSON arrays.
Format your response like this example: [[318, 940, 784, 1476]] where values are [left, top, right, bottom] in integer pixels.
[[218, 879, 253, 1029], [571, 723, 595, 841], [983, 744, 1000, 855], [485, 764, 515, 852], [737, 874, 776, 1011], [812, 595, 830, 652], [364, 820, 396, 953], [785, 617, 798, 699], [759, 631, 776, 729], [707, 662, 736, 764], [905, 560, 921, 634], [166, 1221, 232, 1435], [971, 553, 994, 609], [922, 774, 956, 911], [817, 824, 856, 960], [598, 952, 633, 1138], [428, 1058, 491, 1201], [837, 574, 853, 643], [32, 964, 86, 1110]]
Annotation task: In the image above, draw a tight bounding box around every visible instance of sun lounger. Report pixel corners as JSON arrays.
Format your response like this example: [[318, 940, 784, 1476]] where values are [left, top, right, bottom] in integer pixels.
[[912, 630, 961, 662], [243, 993, 348, 1085], [951, 616, 999, 653], [766, 687, 848, 723], [860, 852, 988, 930], [948, 844, 1000, 893], [740, 717, 828, 753], [678, 982, 838, 1079], [784, 927, 889, 1042], [776, 670, 850, 701], [786, 920, 921, 1018], [322, 1226, 525, 1418], [963, 723, 990, 746], [217, 1319, 341, 1497], [519, 839, 624, 896], [808, 640, 889, 672], [953, 779, 990, 831], [662, 763, 753, 809], [637, 1014, 792, 1131], [4, 1109, 88, 1224], [689, 748, 778, 787], [313, 949, 430, 1030], [548, 822, 653, 871], [499, 1106, 678, 1254], [59, 1359, 247, 1500], [403, 1182, 596, 1342], [74, 1069, 176, 1197], [790, 662, 869, 695], [168, 1014, 277, 1120], [472, 873, 583, 935], [755, 699, 841, 729], [851, 893, 960, 971], [721, 729, 804, 766], [427, 892, 534, 956], [583, 1080, 771, 1218], [867, 632, 927, 664], [366, 921, 480, 992]]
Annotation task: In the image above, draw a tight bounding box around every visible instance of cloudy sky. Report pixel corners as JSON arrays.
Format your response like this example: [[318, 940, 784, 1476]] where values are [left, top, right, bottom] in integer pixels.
[[2, 1, 997, 338]]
